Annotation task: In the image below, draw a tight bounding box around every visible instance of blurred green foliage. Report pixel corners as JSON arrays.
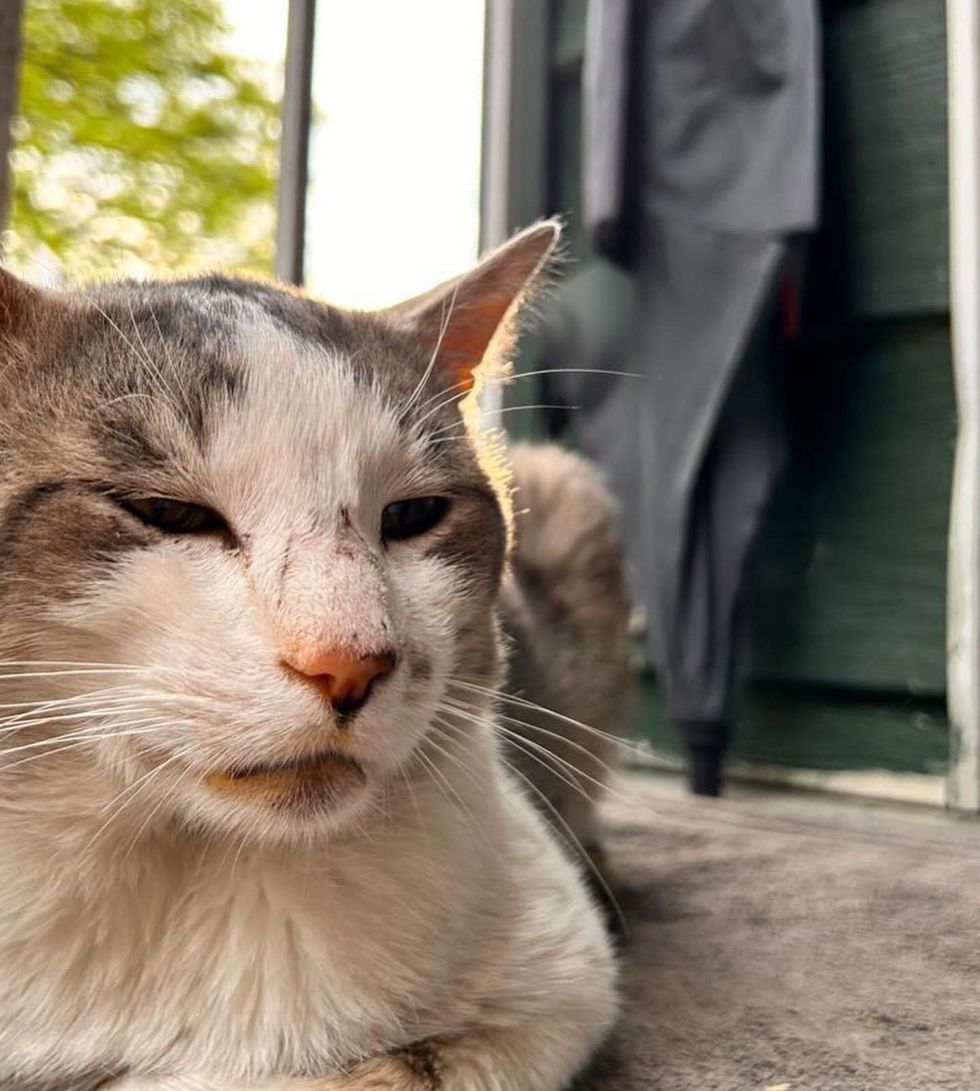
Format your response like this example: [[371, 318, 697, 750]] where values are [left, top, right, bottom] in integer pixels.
[[6, 0, 280, 280]]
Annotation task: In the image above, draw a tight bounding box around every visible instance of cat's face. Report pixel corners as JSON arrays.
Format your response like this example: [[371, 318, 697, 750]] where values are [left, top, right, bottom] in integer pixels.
[[0, 224, 557, 845]]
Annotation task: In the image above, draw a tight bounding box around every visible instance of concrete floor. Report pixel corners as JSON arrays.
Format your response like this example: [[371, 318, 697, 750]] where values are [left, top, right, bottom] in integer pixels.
[[581, 773, 980, 1090]]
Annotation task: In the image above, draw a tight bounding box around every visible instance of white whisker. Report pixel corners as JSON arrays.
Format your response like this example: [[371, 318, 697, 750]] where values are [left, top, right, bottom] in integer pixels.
[[448, 678, 644, 757], [414, 745, 484, 839], [84, 748, 191, 853], [500, 755, 628, 938], [440, 695, 622, 781], [506, 366, 642, 382], [122, 753, 199, 861], [442, 699, 609, 799], [401, 280, 462, 421]]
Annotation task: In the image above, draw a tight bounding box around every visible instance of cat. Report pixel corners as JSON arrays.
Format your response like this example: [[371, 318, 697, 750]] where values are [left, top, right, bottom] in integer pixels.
[[0, 222, 618, 1091], [500, 443, 632, 908]]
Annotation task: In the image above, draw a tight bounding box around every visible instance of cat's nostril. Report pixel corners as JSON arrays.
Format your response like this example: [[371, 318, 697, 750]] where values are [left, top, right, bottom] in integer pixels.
[[280, 647, 397, 716]]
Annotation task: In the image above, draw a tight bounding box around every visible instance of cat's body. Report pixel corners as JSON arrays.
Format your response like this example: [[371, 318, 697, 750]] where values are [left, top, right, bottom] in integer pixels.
[[0, 225, 619, 1091], [501, 443, 632, 893]]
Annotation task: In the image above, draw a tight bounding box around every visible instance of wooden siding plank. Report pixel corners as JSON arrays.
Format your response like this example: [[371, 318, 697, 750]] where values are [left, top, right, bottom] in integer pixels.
[[753, 320, 955, 694]]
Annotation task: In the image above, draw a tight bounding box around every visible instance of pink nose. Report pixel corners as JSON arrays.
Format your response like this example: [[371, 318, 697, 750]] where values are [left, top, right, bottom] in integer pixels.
[[281, 646, 396, 714]]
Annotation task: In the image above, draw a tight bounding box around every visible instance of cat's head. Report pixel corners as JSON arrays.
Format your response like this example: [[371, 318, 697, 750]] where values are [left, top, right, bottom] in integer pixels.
[[0, 222, 558, 845]]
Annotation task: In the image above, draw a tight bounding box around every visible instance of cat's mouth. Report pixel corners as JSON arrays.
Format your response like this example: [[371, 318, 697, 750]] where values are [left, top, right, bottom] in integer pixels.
[[204, 748, 367, 809]]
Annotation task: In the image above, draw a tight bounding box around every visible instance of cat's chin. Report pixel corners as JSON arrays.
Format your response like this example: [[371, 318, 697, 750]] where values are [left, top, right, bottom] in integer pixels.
[[162, 757, 379, 848], [154, 746, 377, 843], [203, 748, 368, 815]]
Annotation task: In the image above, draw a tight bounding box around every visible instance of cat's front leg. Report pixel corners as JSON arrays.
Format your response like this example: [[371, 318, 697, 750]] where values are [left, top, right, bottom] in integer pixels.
[[103, 1054, 435, 1091], [106, 1024, 601, 1091], [101, 1064, 421, 1091]]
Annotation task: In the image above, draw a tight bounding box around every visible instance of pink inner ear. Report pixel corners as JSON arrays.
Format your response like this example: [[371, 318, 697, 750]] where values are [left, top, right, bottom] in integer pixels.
[[385, 222, 559, 389], [436, 291, 516, 390]]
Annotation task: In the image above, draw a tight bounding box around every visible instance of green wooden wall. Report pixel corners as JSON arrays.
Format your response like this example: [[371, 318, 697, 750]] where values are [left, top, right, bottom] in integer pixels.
[[527, 0, 953, 775], [750, 0, 953, 773]]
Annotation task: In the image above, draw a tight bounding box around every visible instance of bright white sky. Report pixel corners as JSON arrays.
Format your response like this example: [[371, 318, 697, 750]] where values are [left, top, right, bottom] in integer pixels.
[[223, 0, 485, 309]]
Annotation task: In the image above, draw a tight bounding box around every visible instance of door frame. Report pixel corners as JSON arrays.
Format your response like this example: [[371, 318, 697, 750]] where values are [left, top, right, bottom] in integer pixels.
[[946, 0, 980, 810]]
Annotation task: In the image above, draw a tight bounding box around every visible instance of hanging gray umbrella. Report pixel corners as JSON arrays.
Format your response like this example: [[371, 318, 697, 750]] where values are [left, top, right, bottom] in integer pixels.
[[545, 0, 820, 793]]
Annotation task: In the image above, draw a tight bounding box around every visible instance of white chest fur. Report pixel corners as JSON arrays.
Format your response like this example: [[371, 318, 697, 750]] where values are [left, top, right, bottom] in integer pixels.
[[0, 752, 512, 1083]]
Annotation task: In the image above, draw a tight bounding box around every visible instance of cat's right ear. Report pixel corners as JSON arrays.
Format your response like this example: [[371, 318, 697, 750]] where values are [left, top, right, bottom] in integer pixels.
[[0, 267, 47, 335], [380, 221, 561, 393]]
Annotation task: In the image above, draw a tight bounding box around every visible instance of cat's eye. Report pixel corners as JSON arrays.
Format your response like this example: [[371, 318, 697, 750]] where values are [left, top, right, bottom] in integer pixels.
[[118, 496, 230, 537], [381, 496, 450, 542]]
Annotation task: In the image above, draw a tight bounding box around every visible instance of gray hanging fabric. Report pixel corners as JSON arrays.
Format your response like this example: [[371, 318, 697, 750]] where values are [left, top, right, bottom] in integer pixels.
[[544, 0, 820, 793]]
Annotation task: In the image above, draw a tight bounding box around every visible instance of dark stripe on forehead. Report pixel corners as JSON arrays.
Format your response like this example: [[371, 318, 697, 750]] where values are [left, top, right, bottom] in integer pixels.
[[95, 275, 434, 425], [178, 275, 424, 397], [187, 276, 355, 345], [96, 412, 170, 468], [86, 290, 250, 452], [199, 357, 245, 402], [125, 297, 247, 403]]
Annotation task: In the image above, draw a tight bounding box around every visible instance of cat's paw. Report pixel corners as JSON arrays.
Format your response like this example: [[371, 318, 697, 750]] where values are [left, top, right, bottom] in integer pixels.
[[101, 1045, 443, 1091], [318, 1046, 441, 1091]]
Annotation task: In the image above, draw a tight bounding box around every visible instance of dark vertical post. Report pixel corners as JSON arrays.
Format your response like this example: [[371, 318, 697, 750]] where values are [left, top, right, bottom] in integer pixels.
[[480, 0, 551, 437], [480, 0, 550, 251], [0, 0, 25, 252], [275, 0, 317, 286], [480, 0, 514, 252]]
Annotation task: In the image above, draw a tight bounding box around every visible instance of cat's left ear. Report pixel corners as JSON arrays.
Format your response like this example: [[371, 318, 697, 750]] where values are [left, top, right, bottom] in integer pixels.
[[381, 220, 560, 391]]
